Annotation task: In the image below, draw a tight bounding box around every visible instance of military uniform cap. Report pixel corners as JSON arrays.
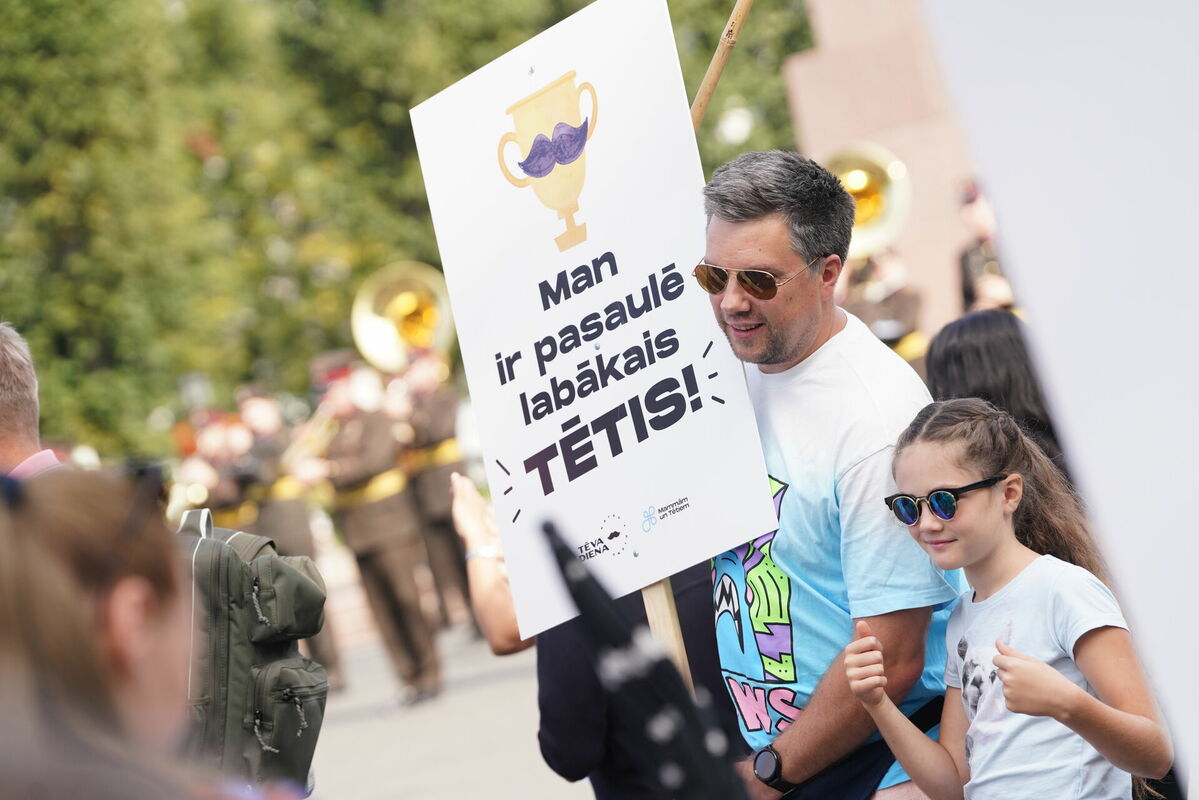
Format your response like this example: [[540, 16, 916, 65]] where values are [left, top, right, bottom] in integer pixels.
[[309, 349, 359, 390]]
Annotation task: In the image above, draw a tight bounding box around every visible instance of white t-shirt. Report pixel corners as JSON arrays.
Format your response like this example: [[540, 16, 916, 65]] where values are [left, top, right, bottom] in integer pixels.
[[945, 555, 1131, 800], [713, 311, 963, 788]]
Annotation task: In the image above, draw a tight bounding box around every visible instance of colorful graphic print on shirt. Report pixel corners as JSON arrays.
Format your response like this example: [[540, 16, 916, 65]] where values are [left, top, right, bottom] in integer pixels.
[[713, 476, 799, 736], [958, 620, 1012, 765]]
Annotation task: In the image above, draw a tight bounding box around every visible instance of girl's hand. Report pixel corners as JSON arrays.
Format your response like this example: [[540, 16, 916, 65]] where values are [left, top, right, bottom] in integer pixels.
[[845, 620, 889, 707], [992, 639, 1081, 719]]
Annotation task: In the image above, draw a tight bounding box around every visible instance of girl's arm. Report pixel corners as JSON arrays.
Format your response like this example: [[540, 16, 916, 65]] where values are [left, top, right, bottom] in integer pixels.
[[992, 627, 1172, 778], [845, 621, 970, 800]]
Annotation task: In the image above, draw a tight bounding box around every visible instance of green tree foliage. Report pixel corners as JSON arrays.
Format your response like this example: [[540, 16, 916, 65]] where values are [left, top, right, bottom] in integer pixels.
[[0, 0, 810, 457], [167, 0, 378, 394], [672, 0, 813, 172], [0, 0, 213, 453], [277, 0, 812, 261]]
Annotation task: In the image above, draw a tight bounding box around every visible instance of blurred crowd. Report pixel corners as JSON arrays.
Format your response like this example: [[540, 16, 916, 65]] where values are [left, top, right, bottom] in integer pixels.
[[838, 180, 1016, 382], [172, 348, 480, 702]]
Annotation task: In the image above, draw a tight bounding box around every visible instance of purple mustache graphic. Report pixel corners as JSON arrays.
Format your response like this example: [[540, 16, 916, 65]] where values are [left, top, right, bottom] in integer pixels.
[[517, 118, 589, 179]]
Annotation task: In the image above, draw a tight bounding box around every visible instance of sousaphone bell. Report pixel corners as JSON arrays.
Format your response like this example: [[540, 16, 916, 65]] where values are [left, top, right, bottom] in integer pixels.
[[825, 143, 913, 260], [351, 261, 455, 373]]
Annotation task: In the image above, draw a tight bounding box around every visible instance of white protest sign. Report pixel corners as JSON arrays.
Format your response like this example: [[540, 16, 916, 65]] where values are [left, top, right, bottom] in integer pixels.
[[412, 0, 775, 637]]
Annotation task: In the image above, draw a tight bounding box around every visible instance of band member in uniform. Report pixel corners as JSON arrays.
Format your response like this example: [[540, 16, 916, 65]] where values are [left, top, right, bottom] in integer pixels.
[[293, 353, 442, 705], [180, 413, 256, 530], [958, 180, 1015, 313], [238, 386, 346, 691], [399, 353, 475, 630], [840, 249, 928, 381]]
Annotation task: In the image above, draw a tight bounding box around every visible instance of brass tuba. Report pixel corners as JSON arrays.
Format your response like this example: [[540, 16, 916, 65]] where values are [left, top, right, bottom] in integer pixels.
[[350, 261, 456, 373], [279, 397, 340, 472], [825, 143, 912, 260]]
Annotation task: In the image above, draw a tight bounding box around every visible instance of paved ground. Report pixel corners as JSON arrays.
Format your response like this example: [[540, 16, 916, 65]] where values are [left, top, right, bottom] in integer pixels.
[[307, 527, 592, 800], [309, 629, 590, 800]]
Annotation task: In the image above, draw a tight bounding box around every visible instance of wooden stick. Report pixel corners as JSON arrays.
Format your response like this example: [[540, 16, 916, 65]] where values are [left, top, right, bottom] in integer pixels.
[[641, 577, 695, 693], [690, 0, 756, 132], [639, 0, 756, 694]]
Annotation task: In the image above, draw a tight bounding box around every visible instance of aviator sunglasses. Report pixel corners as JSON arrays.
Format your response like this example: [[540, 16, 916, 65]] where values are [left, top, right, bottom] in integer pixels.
[[884, 475, 1006, 526], [692, 254, 823, 301]]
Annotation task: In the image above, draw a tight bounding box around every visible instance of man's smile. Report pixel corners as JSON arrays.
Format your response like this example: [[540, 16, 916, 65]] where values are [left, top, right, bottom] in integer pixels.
[[723, 318, 765, 339]]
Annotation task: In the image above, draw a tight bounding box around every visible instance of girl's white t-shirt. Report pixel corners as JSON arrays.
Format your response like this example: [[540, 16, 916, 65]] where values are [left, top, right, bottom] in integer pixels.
[[945, 554, 1131, 799]]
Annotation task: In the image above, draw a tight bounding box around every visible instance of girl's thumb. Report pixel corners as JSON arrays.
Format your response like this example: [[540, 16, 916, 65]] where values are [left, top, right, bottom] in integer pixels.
[[854, 620, 873, 640]]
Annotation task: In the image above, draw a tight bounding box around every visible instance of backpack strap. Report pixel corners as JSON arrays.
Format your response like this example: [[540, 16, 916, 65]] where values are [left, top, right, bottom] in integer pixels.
[[175, 507, 276, 561], [219, 528, 277, 562], [177, 508, 214, 539]]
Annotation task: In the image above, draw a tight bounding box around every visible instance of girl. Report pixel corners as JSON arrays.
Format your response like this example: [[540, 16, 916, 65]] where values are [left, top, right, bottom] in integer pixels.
[[843, 399, 1171, 800]]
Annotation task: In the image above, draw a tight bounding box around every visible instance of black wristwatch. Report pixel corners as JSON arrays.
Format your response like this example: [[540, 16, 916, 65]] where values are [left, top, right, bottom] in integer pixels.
[[752, 745, 796, 792]]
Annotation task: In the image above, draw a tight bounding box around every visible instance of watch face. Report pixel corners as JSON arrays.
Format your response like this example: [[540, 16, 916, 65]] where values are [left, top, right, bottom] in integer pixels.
[[753, 747, 780, 782]]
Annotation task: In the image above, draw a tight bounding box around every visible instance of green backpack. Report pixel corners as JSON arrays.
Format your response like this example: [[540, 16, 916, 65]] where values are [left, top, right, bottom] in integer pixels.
[[177, 508, 329, 795]]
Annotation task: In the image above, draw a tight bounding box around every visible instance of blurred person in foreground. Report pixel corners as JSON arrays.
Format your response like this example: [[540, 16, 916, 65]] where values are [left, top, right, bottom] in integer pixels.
[[0, 321, 62, 477], [0, 469, 300, 800]]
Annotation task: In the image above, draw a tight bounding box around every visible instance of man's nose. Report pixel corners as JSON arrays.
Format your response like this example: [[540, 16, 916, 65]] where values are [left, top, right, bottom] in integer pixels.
[[719, 274, 753, 315]]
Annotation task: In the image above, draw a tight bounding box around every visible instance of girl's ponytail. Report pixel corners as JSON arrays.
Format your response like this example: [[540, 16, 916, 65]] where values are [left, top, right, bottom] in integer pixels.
[[1011, 423, 1107, 581]]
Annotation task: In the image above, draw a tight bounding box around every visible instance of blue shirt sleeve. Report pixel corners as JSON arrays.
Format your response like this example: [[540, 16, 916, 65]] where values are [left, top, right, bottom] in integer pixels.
[[838, 446, 960, 618]]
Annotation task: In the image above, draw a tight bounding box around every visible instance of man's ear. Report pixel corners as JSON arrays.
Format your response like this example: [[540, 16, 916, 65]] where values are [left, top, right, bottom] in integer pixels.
[[98, 576, 157, 678], [820, 255, 844, 296]]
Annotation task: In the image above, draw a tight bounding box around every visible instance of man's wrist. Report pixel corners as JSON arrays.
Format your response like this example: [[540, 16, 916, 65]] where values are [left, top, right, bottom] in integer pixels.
[[751, 744, 796, 792]]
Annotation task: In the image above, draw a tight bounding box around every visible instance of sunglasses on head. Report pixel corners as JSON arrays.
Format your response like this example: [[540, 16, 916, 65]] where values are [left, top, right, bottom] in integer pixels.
[[692, 254, 823, 301], [884, 475, 1006, 526]]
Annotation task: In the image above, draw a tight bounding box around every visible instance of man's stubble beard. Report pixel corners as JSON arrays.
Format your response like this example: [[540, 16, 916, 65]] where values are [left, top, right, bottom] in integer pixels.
[[720, 320, 789, 367]]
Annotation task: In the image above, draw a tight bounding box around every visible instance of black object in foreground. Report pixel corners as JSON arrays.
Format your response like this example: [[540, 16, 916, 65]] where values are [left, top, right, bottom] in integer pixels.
[[542, 520, 748, 800]]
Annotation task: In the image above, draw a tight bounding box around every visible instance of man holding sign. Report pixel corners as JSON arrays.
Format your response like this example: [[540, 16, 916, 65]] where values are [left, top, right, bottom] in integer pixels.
[[698, 151, 962, 799]]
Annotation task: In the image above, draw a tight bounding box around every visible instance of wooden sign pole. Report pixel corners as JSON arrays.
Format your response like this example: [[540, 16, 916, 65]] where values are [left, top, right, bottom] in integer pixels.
[[690, 0, 757, 133], [640, 0, 756, 694]]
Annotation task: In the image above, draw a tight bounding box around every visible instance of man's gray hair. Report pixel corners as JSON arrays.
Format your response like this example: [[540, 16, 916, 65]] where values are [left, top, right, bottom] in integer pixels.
[[0, 322, 40, 442], [703, 150, 856, 266]]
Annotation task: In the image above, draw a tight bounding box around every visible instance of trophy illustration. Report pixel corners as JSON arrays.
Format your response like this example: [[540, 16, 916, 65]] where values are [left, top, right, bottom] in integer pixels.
[[498, 71, 598, 252]]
